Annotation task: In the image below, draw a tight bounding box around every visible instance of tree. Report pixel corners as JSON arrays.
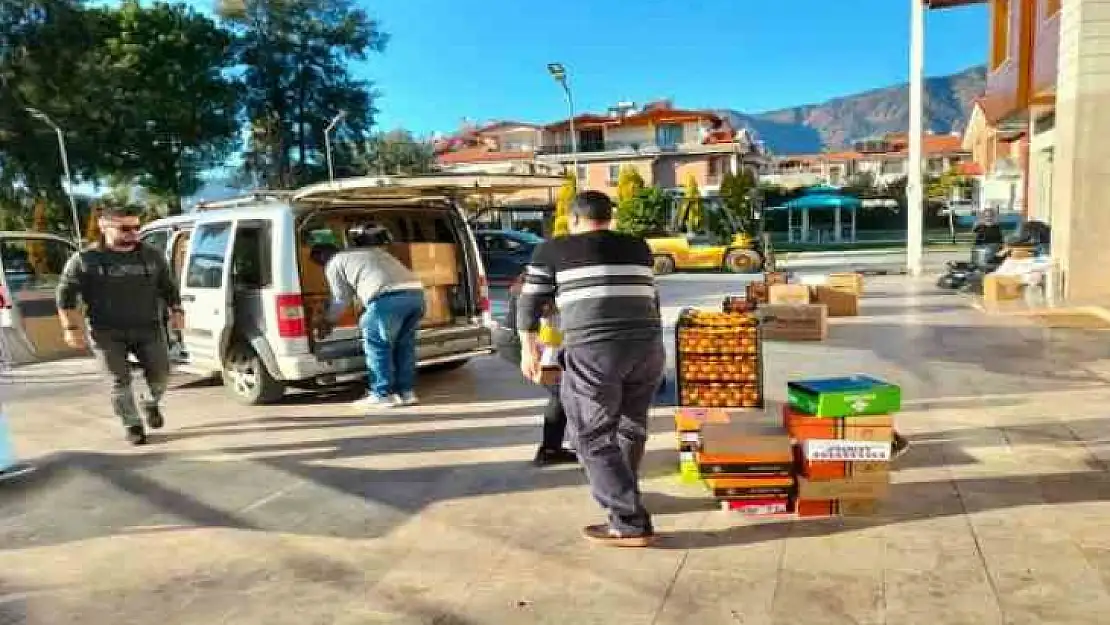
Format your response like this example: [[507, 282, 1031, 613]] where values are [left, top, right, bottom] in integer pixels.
[[719, 169, 757, 234], [95, 1, 242, 215], [84, 204, 102, 244], [614, 165, 646, 230], [349, 130, 436, 176], [27, 198, 49, 275], [552, 173, 576, 237], [218, 0, 388, 188], [617, 186, 671, 237], [681, 175, 703, 232]]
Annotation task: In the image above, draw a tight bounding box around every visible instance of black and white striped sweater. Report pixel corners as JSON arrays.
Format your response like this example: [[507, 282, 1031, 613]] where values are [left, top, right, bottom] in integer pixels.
[[516, 230, 661, 346]]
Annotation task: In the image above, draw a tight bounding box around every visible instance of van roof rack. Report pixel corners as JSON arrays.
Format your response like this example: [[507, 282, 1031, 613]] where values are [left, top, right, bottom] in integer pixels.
[[193, 191, 294, 212]]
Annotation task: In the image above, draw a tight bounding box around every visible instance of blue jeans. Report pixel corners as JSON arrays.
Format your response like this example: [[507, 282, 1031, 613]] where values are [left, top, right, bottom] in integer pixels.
[[359, 290, 426, 398]]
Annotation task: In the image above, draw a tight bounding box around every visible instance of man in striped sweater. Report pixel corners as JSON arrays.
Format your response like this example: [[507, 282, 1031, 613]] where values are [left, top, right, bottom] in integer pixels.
[[517, 191, 665, 547]]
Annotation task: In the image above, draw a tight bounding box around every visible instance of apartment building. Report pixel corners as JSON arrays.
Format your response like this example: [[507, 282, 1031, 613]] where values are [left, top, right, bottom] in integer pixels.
[[435, 101, 765, 196], [761, 132, 971, 189], [929, 0, 1109, 302]]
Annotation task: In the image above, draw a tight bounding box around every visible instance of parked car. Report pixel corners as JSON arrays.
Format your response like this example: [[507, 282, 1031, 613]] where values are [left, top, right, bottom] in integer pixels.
[[474, 229, 544, 283], [0, 231, 82, 364], [140, 173, 563, 405]]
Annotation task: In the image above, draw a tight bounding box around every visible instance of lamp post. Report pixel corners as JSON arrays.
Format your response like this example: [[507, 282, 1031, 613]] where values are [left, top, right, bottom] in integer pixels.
[[546, 63, 579, 179], [324, 110, 347, 182], [906, 0, 925, 276], [26, 108, 81, 241]]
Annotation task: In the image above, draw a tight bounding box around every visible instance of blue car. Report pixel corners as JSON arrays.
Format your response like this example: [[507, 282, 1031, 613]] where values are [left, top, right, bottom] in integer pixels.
[[474, 229, 544, 284]]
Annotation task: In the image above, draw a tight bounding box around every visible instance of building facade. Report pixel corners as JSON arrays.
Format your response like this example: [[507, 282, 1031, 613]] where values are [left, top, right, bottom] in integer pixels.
[[930, 0, 1109, 302]]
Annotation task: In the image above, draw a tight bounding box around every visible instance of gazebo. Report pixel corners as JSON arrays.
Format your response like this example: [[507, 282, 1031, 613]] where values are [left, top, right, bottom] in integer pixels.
[[775, 185, 863, 244]]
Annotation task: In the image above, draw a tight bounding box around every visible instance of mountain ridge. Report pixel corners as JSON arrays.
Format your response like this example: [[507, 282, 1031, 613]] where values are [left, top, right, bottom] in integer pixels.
[[721, 65, 986, 155]]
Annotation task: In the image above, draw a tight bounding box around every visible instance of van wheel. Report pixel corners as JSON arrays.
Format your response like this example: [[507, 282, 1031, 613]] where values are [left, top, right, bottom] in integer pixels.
[[653, 254, 676, 275], [223, 343, 285, 405]]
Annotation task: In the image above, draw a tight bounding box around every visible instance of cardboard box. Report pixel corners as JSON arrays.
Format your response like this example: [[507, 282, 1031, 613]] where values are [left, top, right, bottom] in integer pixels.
[[388, 243, 458, 287], [746, 282, 769, 304], [720, 497, 790, 515], [696, 452, 793, 477], [826, 272, 864, 296], [796, 498, 881, 517], [803, 439, 892, 462], [983, 274, 1023, 304], [797, 476, 889, 500], [699, 422, 793, 459], [531, 347, 561, 385], [812, 285, 859, 317], [768, 284, 812, 306], [673, 407, 735, 433], [705, 476, 795, 498], [760, 304, 828, 341], [764, 271, 789, 286], [801, 459, 889, 481], [787, 375, 901, 417], [783, 406, 894, 441], [422, 285, 454, 328]]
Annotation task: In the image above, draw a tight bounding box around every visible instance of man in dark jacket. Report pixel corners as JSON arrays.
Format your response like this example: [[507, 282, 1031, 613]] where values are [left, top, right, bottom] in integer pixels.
[[517, 191, 664, 547], [56, 205, 182, 445]]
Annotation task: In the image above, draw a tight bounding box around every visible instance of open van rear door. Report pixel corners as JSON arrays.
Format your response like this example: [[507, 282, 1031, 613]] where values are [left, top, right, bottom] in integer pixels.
[[178, 220, 237, 375]]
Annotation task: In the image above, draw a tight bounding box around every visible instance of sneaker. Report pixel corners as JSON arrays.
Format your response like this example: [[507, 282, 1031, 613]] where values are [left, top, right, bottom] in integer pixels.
[[352, 395, 398, 411], [398, 391, 419, 406], [143, 404, 165, 430], [892, 432, 911, 460], [126, 425, 147, 446], [581, 524, 654, 548], [533, 447, 578, 467]]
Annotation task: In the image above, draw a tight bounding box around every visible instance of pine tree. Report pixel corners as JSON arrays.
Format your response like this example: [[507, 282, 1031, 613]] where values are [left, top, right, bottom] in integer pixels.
[[615, 165, 646, 231], [27, 198, 49, 275], [682, 175, 703, 232]]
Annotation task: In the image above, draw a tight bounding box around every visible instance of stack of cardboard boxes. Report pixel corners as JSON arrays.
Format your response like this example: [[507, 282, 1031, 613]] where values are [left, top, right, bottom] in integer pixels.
[[784, 376, 901, 517]]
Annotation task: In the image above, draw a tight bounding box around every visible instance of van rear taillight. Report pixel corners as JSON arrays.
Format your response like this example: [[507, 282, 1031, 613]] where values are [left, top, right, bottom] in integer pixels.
[[276, 293, 307, 338], [477, 275, 490, 312]]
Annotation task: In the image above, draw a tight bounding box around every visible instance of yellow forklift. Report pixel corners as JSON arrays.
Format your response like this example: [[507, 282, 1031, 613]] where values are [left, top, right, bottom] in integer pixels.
[[646, 196, 765, 274]]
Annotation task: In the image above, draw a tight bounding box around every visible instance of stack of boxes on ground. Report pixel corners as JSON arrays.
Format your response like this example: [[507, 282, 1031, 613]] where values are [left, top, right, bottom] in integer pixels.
[[745, 271, 864, 341], [672, 271, 900, 518]]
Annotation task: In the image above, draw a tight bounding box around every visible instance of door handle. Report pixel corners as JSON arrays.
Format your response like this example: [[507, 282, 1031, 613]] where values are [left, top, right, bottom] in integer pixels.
[[181, 294, 196, 302]]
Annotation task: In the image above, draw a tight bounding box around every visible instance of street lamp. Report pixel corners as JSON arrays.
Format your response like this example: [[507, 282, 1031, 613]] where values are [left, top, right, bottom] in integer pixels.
[[26, 107, 82, 241], [546, 63, 579, 179], [324, 110, 347, 182]]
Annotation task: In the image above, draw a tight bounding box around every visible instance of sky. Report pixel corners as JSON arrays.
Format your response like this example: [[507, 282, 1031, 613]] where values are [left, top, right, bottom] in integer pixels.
[[175, 0, 990, 138]]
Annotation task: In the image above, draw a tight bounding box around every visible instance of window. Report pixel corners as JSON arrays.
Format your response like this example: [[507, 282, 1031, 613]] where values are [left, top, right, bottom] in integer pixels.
[[576, 165, 588, 185], [231, 221, 273, 289], [928, 158, 945, 174], [141, 229, 171, 255], [881, 160, 905, 175], [656, 123, 685, 148], [185, 222, 232, 289], [608, 165, 621, 185], [0, 237, 73, 295]]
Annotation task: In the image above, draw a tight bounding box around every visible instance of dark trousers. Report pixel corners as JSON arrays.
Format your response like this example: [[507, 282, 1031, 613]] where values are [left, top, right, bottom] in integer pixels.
[[541, 385, 568, 450], [89, 327, 170, 429], [560, 339, 665, 535]]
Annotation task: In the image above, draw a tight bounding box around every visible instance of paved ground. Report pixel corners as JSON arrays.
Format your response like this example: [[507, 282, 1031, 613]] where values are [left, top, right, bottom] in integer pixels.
[[4, 275, 1110, 624]]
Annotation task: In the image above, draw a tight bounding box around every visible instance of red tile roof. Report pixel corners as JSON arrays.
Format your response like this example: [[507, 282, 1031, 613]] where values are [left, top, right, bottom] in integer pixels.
[[954, 162, 985, 176]]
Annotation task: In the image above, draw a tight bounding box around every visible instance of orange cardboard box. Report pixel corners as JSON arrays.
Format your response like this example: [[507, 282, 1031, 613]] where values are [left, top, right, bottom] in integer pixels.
[[673, 407, 737, 433], [696, 451, 793, 477], [705, 476, 795, 499], [826, 272, 864, 296], [811, 285, 859, 317], [796, 498, 881, 517], [783, 405, 893, 441], [801, 458, 889, 480], [797, 475, 889, 500], [699, 422, 793, 459]]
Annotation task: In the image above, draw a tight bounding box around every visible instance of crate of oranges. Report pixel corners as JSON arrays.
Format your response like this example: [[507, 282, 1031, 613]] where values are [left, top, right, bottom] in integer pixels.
[[675, 309, 764, 409]]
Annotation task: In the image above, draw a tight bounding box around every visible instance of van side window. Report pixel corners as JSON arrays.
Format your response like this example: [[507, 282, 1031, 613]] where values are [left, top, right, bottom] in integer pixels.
[[0, 237, 72, 295], [185, 222, 232, 289], [231, 222, 272, 289], [141, 229, 171, 255]]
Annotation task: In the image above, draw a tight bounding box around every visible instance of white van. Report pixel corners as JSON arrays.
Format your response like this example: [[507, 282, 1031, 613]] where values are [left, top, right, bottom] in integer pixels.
[[140, 173, 563, 404]]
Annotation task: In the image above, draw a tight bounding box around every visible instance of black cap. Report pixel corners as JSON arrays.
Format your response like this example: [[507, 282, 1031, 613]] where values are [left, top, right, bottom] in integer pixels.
[[571, 191, 614, 222]]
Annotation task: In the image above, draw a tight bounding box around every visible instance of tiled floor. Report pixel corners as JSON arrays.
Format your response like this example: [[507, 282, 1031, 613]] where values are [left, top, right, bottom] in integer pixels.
[[3, 276, 1110, 624]]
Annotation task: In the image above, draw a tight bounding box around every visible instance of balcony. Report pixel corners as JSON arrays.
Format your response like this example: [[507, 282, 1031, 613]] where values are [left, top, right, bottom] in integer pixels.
[[1032, 0, 1059, 100], [535, 139, 738, 159]]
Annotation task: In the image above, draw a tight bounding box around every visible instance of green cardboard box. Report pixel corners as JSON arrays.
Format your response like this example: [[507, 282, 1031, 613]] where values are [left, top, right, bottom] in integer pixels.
[[787, 376, 901, 417]]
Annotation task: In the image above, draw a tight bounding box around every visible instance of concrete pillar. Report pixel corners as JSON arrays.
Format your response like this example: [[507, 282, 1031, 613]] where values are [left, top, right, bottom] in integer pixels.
[[835, 207, 842, 242], [851, 209, 858, 242], [906, 0, 926, 276], [802, 208, 810, 243], [788, 207, 794, 243], [1050, 0, 1110, 302]]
